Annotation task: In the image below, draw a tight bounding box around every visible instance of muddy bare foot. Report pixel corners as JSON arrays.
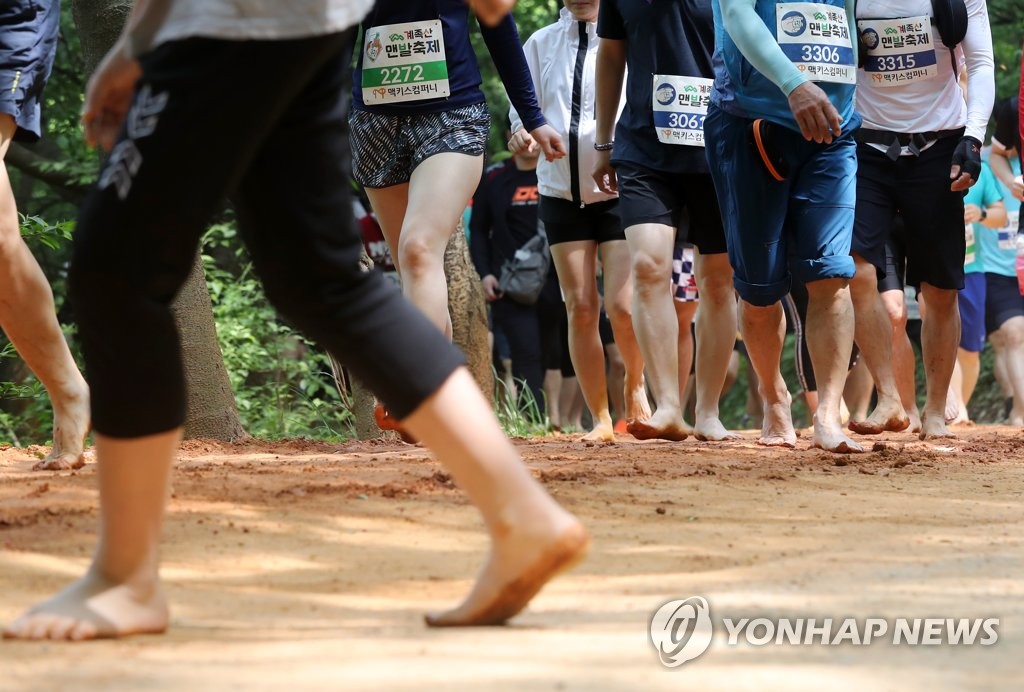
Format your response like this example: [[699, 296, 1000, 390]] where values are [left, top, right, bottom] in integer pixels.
[[847, 400, 910, 435], [626, 410, 689, 442], [34, 386, 91, 472], [757, 397, 796, 448], [3, 570, 168, 641], [813, 418, 864, 454], [919, 412, 957, 441], [694, 417, 741, 442], [425, 519, 590, 627]]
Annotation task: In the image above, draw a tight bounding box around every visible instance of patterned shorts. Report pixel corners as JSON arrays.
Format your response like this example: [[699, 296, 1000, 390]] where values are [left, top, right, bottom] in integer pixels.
[[672, 242, 698, 302], [349, 102, 490, 188]]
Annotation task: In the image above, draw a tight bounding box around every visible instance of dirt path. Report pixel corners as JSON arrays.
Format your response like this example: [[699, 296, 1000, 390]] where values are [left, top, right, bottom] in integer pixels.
[[2, 427, 1023, 690]]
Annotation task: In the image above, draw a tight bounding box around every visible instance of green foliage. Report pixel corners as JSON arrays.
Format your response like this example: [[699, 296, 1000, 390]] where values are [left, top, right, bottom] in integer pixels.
[[201, 223, 352, 440], [18, 215, 74, 251], [493, 371, 551, 436]]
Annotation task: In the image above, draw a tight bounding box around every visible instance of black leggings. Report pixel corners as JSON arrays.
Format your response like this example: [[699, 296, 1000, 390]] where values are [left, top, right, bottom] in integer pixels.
[[69, 32, 462, 438]]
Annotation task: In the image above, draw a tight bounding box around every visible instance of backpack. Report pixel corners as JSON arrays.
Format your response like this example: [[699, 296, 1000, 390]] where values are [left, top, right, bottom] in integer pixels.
[[498, 222, 551, 306]]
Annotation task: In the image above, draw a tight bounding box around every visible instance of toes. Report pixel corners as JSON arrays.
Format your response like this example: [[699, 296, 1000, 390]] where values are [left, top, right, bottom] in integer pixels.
[[69, 619, 99, 641]]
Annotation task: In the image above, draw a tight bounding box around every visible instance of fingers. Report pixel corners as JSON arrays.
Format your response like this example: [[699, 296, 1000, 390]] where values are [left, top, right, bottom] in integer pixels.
[[950, 172, 974, 192]]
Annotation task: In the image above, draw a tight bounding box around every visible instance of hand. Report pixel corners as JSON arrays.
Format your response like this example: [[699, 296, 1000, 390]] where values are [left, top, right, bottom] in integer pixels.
[[467, 0, 516, 26], [950, 136, 982, 192], [508, 128, 536, 155], [1012, 175, 1024, 202], [482, 274, 501, 302], [82, 39, 141, 152], [786, 82, 841, 144], [528, 124, 566, 161], [963, 203, 982, 224], [591, 149, 617, 194]]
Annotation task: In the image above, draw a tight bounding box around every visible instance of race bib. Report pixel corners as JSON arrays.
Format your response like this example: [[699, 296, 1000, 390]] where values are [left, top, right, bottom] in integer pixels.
[[999, 211, 1019, 250], [858, 16, 938, 87], [652, 75, 712, 146], [361, 20, 449, 105], [776, 3, 856, 84], [964, 223, 975, 267]]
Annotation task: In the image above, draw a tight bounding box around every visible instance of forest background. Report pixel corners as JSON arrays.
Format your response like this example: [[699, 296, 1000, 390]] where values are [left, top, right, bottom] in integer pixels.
[[1, 0, 1022, 446]]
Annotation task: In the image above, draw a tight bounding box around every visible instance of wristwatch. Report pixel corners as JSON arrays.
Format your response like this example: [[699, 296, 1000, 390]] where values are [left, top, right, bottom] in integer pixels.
[[980, 207, 988, 222]]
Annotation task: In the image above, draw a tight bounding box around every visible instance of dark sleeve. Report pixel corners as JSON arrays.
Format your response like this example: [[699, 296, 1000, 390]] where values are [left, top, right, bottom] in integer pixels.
[[469, 176, 494, 278], [993, 97, 1020, 151], [597, 0, 626, 40], [480, 14, 547, 132]]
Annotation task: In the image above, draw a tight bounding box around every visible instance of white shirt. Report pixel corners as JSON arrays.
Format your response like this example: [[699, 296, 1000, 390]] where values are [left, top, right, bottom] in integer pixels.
[[510, 8, 625, 206], [855, 0, 994, 144], [151, 0, 375, 48]]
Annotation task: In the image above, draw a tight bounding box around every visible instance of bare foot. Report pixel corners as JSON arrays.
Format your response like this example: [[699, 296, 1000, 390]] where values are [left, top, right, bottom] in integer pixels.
[[624, 377, 651, 422], [847, 400, 910, 435], [907, 409, 922, 434], [944, 391, 961, 424], [425, 518, 590, 627], [693, 417, 741, 442], [919, 412, 956, 441], [34, 386, 91, 471], [626, 410, 689, 442], [757, 397, 796, 448], [580, 422, 615, 443], [813, 417, 864, 453], [4, 569, 169, 641]]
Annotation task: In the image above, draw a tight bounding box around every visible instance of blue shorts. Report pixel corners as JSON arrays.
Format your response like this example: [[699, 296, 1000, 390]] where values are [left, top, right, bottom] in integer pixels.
[[958, 272, 987, 352], [704, 106, 857, 306], [0, 2, 59, 143]]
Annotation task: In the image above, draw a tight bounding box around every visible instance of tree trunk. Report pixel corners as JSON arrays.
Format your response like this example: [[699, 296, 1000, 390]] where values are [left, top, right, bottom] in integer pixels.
[[446, 221, 493, 405], [170, 254, 247, 441], [72, 0, 247, 441]]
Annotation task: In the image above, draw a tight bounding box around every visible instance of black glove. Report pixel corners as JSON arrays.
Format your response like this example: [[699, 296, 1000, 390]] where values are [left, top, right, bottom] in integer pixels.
[[951, 135, 982, 183]]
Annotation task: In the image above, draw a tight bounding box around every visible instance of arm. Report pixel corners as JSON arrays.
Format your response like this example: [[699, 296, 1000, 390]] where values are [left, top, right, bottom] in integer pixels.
[[482, 15, 565, 160], [949, 0, 996, 191], [508, 33, 541, 154], [83, 0, 173, 151], [719, 0, 841, 142], [592, 37, 625, 194], [989, 139, 1023, 201]]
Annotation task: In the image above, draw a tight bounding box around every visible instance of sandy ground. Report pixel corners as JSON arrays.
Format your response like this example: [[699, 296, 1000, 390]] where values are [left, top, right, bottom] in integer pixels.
[[1, 426, 1023, 691]]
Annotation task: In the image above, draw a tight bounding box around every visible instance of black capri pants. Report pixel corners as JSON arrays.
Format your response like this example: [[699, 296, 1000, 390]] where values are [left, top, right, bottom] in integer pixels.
[[70, 32, 463, 438]]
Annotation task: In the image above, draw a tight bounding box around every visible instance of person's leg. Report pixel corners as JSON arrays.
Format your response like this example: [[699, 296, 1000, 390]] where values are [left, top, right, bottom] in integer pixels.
[[624, 222, 688, 440], [558, 376, 584, 430], [692, 251, 740, 440], [381, 152, 483, 337], [804, 278, 863, 452], [550, 240, 614, 439], [918, 283, 960, 439], [959, 349, 981, 412], [847, 255, 910, 433], [3, 430, 180, 640], [880, 288, 921, 430], [844, 359, 874, 422], [992, 316, 1024, 426], [673, 298, 698, 430], [600, 238, 650, 422], [946, 357, 969, 424], [0, 115, 90, 470], [404, 369, 588, 626], [740, 300, 797, 446], [364, 183, 410, 273], [493, 299, 546, 419]]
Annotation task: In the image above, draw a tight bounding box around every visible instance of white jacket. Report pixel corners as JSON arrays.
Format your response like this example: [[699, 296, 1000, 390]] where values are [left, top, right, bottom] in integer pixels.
[[510, 8, 625, 207]]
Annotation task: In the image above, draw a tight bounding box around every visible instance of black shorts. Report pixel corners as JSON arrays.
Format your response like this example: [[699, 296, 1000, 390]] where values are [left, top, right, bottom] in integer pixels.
[[539, 196, 623, 245], [985, 272, 1024, 334], [0, 1, 58, 142], [853, 135, 966, 290], [613, 162, 727, 254], [348, 102, 489, 188], [877, 213, 908, 293]]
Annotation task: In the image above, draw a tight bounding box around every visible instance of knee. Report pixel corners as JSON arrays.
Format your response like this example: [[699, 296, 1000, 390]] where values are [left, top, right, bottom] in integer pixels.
[[605, 293, 633, 327], [999, 319, 1024, 348], [696, 267, 734, 303], [631, 250, 670, 289], [565, 293, 600, 329], [850, 260, 878, 299], [397, 231, 443, 279]]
